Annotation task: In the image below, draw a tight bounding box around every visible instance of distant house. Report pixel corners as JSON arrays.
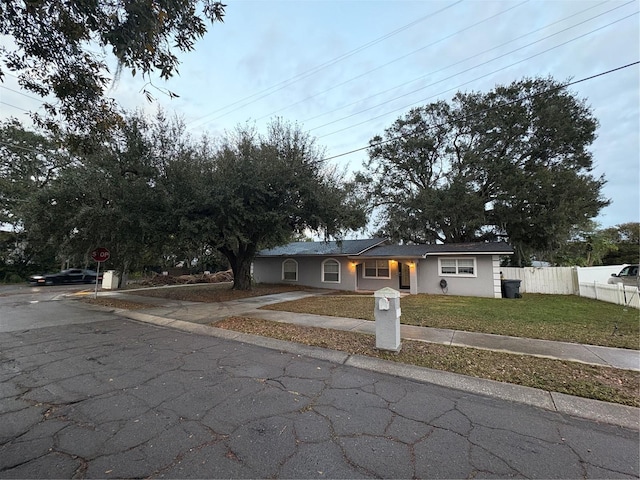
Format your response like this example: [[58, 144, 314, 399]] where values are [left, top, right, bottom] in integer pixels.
[[253, 238, 514, 298]]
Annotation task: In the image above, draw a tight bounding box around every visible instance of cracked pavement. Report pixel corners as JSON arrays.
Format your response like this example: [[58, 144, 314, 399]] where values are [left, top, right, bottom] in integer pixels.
[[1, 312, 638, 479]]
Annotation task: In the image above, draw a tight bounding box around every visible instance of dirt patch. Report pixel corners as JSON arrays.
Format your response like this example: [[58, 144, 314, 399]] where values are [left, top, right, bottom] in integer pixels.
[[128, 282, 314, 303], [82, 297, 153, 310]]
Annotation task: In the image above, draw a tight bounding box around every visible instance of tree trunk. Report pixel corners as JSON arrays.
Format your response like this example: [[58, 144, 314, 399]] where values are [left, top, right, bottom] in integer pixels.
[[513, 245, 526, 267], [117, 259, 129, 289], [220, 246, 254, 290], [232, 258, 253, 290]]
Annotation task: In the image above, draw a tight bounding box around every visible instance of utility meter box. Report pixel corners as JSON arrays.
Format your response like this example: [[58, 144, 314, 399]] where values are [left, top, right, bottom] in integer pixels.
[[374, 287, 401, 352], [102, 270, 120, 290]]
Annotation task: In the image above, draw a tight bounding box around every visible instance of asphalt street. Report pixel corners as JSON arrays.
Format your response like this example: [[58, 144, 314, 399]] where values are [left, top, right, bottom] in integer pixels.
[[0, 288, 638, 478]]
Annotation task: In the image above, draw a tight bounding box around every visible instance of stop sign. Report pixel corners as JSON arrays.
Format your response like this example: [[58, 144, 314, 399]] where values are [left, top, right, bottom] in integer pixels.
[[91, 247, 110, 263]]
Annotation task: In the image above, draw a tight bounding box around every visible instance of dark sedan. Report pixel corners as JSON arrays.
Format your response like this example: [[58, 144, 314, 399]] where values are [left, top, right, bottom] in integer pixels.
[[28, 268, 103, 286]]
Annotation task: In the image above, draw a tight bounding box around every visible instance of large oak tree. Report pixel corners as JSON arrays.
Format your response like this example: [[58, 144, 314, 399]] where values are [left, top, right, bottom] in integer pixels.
[[187, 119, 367, 290], [0, 0, 226, 130], [360, 77, 610, 266], [6, 114, 366, 287], [17, 112, 170, 277], [0, 120, 68, 276]]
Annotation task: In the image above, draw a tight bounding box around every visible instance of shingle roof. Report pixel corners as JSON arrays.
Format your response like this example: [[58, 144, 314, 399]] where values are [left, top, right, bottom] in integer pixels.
[[257, 239, 513, 257], [257, 238, 386, 257], [362, 242, 514, 257]]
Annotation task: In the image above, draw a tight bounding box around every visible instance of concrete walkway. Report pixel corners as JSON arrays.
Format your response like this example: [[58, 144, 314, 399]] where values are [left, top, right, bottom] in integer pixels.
[[95, 289, 640, 372]]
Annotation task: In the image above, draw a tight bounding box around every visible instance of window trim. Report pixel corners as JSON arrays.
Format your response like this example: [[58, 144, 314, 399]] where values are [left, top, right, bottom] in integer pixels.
[[321, 258, 341, 284], [363, 259, 391, 279], [282, 258, 298, 282], [438, 257, 477, 278]]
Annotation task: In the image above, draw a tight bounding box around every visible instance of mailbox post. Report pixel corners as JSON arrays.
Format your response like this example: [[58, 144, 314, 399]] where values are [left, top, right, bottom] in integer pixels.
[[374, 287, 402, 352]]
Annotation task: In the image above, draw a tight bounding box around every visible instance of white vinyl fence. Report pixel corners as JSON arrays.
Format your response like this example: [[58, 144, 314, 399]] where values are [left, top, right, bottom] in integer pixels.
[[501, 265, 639, 309], [578, 282, 640, 309]]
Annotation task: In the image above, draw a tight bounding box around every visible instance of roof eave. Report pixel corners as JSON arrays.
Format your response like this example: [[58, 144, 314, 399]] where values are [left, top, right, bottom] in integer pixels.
[[350, 255, 425, 260], [426, 251, 514, 256]]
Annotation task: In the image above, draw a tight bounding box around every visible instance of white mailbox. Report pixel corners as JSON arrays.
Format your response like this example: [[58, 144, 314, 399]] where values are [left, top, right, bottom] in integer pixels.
[[373, 287, 401, 352]]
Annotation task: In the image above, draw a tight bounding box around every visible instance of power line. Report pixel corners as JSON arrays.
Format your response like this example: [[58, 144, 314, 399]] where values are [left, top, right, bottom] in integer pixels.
[[264, 0, 619, 124], [302, 0, 623, 126], [3, 63, 636, 166], [254, 0, 532, 122], [0, 100, 32, 113], [320, 61, 640, 162], [0, 85, 44, 103], [316, 11, 638, 139], [0, 140, 43, 154], [186, 0, 465, 129]]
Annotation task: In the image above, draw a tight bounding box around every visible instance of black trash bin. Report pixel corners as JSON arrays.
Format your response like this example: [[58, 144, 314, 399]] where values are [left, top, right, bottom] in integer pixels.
[[501, 279, 522, 298]]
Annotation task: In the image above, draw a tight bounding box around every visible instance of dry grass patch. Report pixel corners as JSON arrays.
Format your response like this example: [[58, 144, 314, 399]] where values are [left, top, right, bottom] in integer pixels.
[[82, 297, 153, 310], [216, 316, 640, 407], [128, 282, 309, 303]]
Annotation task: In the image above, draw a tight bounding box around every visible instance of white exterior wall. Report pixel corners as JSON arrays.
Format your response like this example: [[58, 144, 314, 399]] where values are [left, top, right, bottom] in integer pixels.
[[252, 257, 285, 284], [252, 257, 356, 291], [355, 261, 401, 291], [254, 254, 500, 297], [417, 255, 497, 297]]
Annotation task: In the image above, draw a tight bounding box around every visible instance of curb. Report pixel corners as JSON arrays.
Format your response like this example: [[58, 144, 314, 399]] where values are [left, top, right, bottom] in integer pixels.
[[113, 307, 639, 431]]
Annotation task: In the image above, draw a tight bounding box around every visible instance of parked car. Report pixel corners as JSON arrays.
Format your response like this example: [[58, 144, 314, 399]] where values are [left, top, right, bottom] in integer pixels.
[[607, 264, 639, 287], [28, 268, 103, 286]]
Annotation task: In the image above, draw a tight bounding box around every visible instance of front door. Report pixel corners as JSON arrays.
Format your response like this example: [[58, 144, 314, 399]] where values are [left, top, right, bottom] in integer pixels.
[[399, 262, 410, 290]]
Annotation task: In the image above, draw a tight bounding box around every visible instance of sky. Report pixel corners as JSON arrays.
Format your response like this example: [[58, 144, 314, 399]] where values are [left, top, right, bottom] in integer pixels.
[[1, 0, 639, 230]]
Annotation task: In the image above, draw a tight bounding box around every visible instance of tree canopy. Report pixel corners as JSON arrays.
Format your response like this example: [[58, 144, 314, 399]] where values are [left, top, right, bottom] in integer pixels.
[[0, 119, 67, 277], [600, 222, 640, 265], [0, 0, 226, 130], [359, 77, 610, 266], [181, 119, 367, 289], [1, 114, 366, 288]]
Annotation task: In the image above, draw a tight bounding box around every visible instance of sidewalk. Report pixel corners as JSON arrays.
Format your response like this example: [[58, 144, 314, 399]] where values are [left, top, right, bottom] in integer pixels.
[[93, 289, 640, 372]]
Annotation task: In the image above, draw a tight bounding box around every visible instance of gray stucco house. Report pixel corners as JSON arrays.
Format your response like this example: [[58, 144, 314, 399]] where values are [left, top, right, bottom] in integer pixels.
[[253, 238, 514, 298]]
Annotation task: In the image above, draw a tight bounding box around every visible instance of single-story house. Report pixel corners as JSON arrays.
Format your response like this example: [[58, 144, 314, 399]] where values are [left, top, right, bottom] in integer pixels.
[[253, 238, 514, 298]]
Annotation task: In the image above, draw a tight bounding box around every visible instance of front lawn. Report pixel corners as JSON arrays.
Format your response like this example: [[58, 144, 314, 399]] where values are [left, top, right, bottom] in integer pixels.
[[262, 293, 640, 349], [122, 282, 638, 349]]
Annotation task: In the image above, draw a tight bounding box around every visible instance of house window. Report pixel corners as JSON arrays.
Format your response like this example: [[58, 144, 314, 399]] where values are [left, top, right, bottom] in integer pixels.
[[439, 257, 476, 277], [322, 259, 340, 283], [363, 260, 390, 278], [282, 259, 298, 281]]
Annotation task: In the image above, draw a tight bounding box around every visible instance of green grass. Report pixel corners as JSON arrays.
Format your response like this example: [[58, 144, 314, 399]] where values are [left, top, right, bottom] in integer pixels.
[[262, 293, 640, 349]]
